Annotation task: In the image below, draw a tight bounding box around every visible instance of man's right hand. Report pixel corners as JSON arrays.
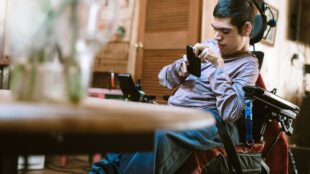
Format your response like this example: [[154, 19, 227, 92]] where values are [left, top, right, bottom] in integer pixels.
[[193, 43, 224, 68], [178, 54, 189, 77]]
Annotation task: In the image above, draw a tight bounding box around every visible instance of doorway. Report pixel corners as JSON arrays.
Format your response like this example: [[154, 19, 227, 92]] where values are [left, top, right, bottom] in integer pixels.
[[135, 0, 202, 103]]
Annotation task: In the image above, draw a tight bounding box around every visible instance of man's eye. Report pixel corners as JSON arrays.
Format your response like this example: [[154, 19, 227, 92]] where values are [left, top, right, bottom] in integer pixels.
[[221, 30, 230, 34], [213, 28, 230, 34]]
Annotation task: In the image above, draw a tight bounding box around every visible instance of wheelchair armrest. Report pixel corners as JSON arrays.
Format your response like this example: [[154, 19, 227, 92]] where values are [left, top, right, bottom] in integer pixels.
[[243, 86, 300, 136], [243, 86, 300, 112]]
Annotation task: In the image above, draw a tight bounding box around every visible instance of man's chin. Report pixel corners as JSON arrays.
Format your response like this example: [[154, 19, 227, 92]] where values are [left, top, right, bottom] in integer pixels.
[[220, 50, 233, 58], [219, 49, 227, 56]]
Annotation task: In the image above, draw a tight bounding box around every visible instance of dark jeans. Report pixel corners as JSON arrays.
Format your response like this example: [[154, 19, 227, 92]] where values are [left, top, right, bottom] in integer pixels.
[[89, 108, 239, 174]]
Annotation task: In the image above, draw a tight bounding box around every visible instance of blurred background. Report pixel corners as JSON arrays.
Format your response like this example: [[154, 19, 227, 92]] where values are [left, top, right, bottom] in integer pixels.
[[1, 0, 310, 173]]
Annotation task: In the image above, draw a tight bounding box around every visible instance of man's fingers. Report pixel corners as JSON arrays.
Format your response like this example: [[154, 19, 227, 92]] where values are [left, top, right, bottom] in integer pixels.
[[207, 52, 217, 61], [178, 61, 188, 77], [182, 54, 188, 63], [198, 48, 209, 60], [193, 43, 207, 56], [192, 43, 200, 55], [177, 54, 188, 77]]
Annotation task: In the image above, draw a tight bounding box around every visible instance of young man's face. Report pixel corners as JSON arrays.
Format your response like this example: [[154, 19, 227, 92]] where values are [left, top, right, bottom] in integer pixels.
[[211, 17, 249, 58]]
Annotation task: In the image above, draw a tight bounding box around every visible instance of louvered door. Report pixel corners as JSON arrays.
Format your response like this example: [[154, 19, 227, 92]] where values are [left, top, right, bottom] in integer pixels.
[[135, 0, 202, 103]]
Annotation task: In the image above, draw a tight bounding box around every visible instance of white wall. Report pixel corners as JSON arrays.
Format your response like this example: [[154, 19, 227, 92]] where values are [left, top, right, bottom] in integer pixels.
[[0, 0, 7, 58], [256, 0, 308, 105]]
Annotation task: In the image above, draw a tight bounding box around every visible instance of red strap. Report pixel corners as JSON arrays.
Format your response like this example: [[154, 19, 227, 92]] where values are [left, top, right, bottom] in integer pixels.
[[255, 74, 266, 89]]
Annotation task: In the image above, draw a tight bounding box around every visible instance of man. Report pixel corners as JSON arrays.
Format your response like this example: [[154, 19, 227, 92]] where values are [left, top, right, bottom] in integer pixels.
[[160, 0, 258, 122], [89, 0, 259, 173]]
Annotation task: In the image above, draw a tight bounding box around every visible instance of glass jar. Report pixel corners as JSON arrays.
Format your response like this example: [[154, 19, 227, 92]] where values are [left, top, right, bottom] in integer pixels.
[[7, 0, 118, 104]]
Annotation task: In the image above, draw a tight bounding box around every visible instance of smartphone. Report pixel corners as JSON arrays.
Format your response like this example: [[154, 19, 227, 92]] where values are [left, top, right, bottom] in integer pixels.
[[117, 73, 140, 101], [186, 45, 201, 77]]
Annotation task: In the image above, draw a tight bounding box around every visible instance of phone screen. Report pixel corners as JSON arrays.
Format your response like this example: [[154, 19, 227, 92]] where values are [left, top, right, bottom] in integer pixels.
[[186, 45, 201, 77]]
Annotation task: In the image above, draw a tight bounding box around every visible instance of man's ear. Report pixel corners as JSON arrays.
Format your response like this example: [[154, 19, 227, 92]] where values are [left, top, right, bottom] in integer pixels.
[[242, 22, 252, 36]]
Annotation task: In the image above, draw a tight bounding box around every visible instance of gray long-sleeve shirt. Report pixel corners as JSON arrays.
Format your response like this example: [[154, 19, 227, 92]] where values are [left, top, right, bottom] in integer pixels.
[[158, 40, 259, 122]]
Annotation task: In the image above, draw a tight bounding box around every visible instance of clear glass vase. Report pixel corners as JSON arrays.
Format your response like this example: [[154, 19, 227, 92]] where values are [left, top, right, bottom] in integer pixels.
[[7, 0, 118, 104]]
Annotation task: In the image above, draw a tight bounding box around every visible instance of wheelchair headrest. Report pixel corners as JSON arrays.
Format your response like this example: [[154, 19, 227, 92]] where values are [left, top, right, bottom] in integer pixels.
[[250, 0, 277, 45], [250, 0, 267, 45]]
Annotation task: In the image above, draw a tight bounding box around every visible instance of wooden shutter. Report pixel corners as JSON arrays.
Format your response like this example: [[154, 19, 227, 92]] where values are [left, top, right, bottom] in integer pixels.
[[136, 0, 202, 103]]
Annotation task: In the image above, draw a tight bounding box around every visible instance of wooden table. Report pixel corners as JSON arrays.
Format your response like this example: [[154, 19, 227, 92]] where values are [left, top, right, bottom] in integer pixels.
[[0, 90, 215, 173]]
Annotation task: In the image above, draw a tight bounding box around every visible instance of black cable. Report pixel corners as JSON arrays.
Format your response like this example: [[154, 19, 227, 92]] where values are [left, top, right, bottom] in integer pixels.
[[266, 6, 276, 26], [263, 5, 277, 40], [263, 26, 272, 39]]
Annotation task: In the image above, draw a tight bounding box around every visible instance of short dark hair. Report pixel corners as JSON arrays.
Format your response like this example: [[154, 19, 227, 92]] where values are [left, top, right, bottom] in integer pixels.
[[213, 0, 254, 33]]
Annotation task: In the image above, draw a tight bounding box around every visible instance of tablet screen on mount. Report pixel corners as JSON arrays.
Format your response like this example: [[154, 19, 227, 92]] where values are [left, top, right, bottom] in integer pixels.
[[117, 73, 140, 101]]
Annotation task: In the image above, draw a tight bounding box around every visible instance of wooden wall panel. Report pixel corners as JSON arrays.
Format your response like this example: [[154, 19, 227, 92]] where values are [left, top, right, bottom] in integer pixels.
[[94, 42, 129, 73]]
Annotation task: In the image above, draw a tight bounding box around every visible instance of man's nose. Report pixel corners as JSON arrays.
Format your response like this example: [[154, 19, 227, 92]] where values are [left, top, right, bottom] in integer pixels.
[[214, 31, 222, 41]]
